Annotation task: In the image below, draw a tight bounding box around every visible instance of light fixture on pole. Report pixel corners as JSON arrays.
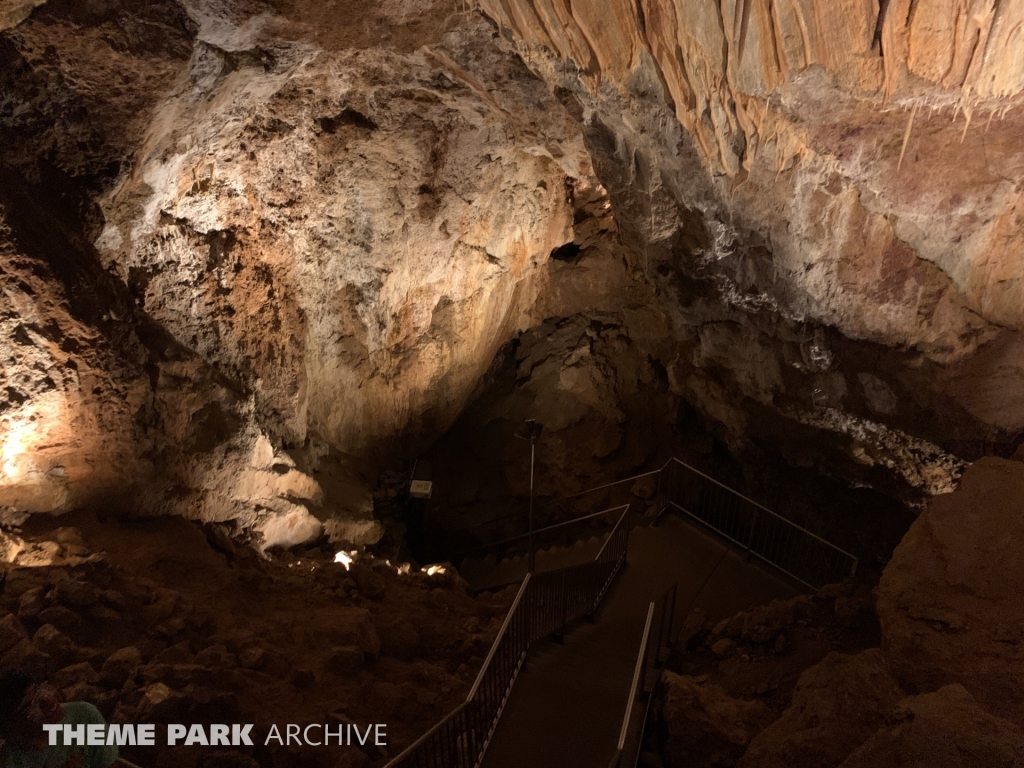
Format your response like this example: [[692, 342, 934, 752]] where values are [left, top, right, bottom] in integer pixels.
[[514, 418, 544, 573]]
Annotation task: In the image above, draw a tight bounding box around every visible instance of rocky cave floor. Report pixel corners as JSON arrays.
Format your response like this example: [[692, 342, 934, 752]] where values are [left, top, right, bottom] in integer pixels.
[[0, 513, 516, 768], [2, 447, 1024, 768], [647, 452, 1024, 768]]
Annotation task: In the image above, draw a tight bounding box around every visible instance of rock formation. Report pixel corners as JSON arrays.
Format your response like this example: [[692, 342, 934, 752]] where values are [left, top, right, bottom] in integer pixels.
[[4, 1, 1024, 765], [1, 516, 514, 765], [5, 0, 1023, 541], [479, 0, 1024, 500], [0, 0, 598, 541], [876, 456, 1024, 722], [656, 454, 1024, 766]]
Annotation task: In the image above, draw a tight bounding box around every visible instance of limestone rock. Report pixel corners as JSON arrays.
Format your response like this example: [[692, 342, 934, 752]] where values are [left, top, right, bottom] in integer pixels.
[[876, 457, 1024, 721], [32, 623, 79, 666], [0, 637, 54, 680], [101, 646, 144, 688], [36, 606, 83, 639], [50, 661, 100, 691], [0, 612, 27, 654], [840, 685, 1024, 768], [0, 0, 45, 32], [378, 617, 422, 662], [478, 0, 1024, 501], [326, 646, 365, 675], [737, 649, 904, 768], [53, 578, 98, 607], [661, 671, 775, 768], [324, 607, 381, 659], [712, 595, 814, 645]]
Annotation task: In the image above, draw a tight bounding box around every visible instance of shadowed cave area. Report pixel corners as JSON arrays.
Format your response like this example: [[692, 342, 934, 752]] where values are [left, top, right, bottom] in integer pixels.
[[1, 1, 1024, 767]]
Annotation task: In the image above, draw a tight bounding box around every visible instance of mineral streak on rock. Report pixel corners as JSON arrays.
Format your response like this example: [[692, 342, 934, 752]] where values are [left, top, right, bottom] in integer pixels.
[[1, 0, 1023, 540], [0, 0, 592, 539], [477, 0, 1024, 477]]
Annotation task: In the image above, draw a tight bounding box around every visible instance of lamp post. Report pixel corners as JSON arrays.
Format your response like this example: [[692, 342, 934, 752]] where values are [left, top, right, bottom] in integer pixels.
[[514, 419, 544, 573]]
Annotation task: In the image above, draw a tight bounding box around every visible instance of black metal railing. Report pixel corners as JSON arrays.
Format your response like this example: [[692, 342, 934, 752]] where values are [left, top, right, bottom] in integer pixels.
[[383, 506, 631, 768], [608, 583, 678, 768], [459, 504, 629, 569], [447, 459, 856, 592], [447, 470, 661, 557], [658, 458, 858, 589]]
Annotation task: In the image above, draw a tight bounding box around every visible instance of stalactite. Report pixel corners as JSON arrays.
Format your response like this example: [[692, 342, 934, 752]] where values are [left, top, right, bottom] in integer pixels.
[[897, 103, 918, 171]]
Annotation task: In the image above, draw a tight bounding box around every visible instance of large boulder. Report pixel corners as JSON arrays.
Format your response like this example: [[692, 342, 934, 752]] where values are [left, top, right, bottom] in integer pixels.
[[0, 613, 28, 654], [840, 685, 1024, 768], [737, 649, 904, 768], [876, 457, 1024, 721], [661, 672, 775, 768]]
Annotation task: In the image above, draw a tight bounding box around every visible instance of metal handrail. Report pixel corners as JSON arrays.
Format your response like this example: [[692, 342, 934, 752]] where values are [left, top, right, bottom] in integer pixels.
[[384, 506, 631, 767], [665, 458, 854, 555], [616, 603, 654, 758], [383, 575, 532, 764], [539, 468, 664, 508], [594, 503, 632, 561], [609, 582, 678, 768], [467, 575, 532, 700], [661, 459, 858, 589], [449, 465, 666, 541], [447, 457, 857, 592], [460, 504, 629, 560]]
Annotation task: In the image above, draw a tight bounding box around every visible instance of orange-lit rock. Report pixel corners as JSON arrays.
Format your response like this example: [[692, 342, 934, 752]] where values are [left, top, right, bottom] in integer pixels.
[[877, 457, 1024, 721]]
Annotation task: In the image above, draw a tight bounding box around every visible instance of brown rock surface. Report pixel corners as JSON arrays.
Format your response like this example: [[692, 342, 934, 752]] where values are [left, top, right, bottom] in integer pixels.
[[1, 0, 1021, 539], [876, 456, 1024, 721], [840, 684, 1024, 768], [476, 0, 1024, 500], [0, 511, 514, 766], [737, 649, 904, 768], [661, 671, 775, 768]]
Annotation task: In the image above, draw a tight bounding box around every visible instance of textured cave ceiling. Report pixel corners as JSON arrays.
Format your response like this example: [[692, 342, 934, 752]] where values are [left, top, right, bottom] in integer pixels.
[[0, 0, 1022, 550]]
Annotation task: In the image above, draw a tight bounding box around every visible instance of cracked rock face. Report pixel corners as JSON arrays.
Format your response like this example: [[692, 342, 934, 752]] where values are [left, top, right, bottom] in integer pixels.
[[96, 11, 583, 457], [2, 0, 1024, 539], [876, 456, 1024, 722], [479, 0, 1024, 500], [0, 0, 597, 541]]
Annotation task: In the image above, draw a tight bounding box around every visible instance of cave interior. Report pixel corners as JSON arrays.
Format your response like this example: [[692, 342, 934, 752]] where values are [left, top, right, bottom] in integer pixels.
[[1, 0, 1024, 766]]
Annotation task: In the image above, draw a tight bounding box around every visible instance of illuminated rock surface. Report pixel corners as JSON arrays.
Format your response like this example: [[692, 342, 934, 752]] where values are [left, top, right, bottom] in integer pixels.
[[480, 0, 1024, 492], [4, 0, 1023, 538], [2, 2, 1024, 764], [657, 457, 1024, 766]]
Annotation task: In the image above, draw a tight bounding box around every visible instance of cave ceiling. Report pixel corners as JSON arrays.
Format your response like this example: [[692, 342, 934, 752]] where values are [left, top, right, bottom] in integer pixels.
[[1, 0, 1022, 543]]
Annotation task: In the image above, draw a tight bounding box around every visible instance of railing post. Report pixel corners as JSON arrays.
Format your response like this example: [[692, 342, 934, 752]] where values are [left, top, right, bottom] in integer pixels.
[[668, 585, 677, 652], [557, 567, 568, 643], [624, 507, 631, 563], [654, 465, 665, 520], [745, 507, 758, 562]]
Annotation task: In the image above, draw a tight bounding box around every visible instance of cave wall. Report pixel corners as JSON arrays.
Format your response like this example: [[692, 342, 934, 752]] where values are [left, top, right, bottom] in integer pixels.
[[477, 0, 1024, 500], [0, 0, 614, 540], [4, 0, 1024, 537], [93, 7, 585, 457]]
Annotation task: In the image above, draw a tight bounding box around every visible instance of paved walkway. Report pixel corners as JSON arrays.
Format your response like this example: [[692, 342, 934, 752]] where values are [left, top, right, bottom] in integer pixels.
[[480, 513, 797, 768]]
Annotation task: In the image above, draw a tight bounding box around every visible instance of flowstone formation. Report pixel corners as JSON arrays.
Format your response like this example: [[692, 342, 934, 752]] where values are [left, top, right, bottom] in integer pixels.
[[2, 0, 1024, 544], [0, 0, 603, 542], [478, 0, 1024, 502]]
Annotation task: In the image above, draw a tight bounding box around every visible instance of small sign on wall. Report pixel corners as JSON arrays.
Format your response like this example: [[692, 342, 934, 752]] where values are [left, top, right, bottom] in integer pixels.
[[410, 480, 433, 499]]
